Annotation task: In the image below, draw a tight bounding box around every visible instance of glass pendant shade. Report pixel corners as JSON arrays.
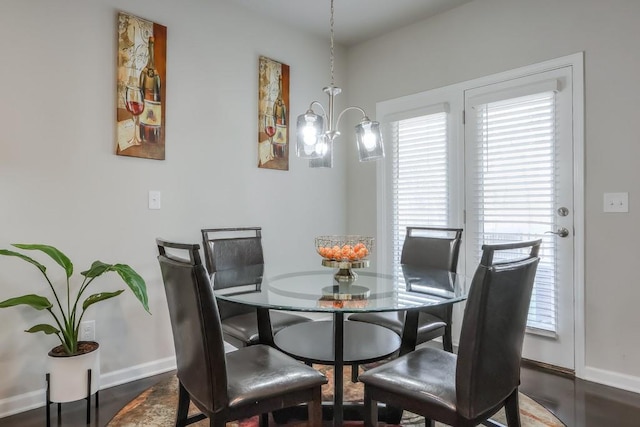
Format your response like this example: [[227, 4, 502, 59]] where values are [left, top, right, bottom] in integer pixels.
[[309, 138, 333, 168], [295, 0, 385, 168], [296, 112, 324, 159], [355, 120, 384, 162]]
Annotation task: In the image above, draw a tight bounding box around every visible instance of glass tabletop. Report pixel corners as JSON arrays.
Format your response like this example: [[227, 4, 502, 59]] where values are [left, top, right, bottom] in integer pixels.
[[213, 263, 468, 313]]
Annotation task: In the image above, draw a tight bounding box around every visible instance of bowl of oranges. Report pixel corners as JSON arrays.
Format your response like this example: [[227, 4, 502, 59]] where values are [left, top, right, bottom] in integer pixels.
[[315, 235, 373, 262]]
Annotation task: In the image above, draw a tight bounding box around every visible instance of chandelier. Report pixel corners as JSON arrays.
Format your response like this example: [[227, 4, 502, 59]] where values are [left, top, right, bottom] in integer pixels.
[[295, 0, 385, 168]]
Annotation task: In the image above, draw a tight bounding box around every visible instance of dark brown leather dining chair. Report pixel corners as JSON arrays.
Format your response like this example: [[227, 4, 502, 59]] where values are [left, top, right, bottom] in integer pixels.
[[201, 227, 311, 348], [359, 239, 541, 427], [157, 239, 326, 427], [349, 226, 463, 352]]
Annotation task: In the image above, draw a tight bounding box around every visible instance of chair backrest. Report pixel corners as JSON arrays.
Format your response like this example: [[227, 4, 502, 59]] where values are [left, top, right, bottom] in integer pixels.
[[201, 227, 264, 275], [400, 226, 463, 272], [455, 239, 541, 420], [156, 239, 228, 414]]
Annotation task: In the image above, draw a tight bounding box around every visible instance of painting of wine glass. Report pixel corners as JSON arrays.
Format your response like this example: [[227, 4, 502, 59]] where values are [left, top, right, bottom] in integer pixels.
[[116, 12, 167, 160], [258, 56, 290, 170]]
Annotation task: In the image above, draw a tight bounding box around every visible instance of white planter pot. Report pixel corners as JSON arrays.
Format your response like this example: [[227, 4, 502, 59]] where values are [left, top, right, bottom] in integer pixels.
[[47, 342, 100, 403]]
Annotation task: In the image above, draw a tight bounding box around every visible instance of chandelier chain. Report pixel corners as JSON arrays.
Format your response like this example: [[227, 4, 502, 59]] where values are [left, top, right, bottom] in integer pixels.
[[330, 0, 335, 86]]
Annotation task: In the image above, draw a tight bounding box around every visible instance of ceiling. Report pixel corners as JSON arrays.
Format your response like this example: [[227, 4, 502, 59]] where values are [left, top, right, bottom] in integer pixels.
[[226, 0, 474, 46]]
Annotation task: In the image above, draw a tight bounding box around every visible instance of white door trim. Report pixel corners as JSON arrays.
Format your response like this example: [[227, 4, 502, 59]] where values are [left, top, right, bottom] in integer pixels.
[[376, 52, 585, 378]]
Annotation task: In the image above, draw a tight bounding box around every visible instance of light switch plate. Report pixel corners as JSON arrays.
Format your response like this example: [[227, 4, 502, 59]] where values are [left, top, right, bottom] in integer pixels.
[[603, 192, 628, 213], [149, 191, 161, 210]]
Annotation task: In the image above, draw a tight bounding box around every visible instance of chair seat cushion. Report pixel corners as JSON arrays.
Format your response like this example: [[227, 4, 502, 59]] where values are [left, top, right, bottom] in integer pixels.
[[359, 347, 458, 424], [225, 344, 327, 408], [348, 311, 446, 343], [222, 311, 311, 345]]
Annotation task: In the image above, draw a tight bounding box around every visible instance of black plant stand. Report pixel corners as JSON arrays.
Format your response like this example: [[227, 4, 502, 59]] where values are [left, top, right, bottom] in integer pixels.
[[45, 369, 99, 427]]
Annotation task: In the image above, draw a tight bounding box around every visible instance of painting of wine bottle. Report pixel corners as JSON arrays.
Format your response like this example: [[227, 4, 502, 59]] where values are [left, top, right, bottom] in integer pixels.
[[258, 56, 290, 171], [116, 12, 167, 160]]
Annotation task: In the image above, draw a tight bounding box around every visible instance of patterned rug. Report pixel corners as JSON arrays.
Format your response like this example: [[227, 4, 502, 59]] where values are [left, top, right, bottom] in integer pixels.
[[108, 365, 564, 426]]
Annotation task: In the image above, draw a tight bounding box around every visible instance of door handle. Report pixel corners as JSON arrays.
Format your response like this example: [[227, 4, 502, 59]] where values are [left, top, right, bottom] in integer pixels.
[[545, 227, 569, 238]]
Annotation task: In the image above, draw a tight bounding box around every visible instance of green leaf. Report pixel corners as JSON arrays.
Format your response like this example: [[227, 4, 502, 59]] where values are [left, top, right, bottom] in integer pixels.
[[26, 324, 60, 335], [82, 290, 124, 311], [0, 249, 47, 274], [80, 261, 112, 278], [112, 264, 150, 313], [11, 244, 73, 278], [0, 294, 52, 310], [80, 261, 150, 313]]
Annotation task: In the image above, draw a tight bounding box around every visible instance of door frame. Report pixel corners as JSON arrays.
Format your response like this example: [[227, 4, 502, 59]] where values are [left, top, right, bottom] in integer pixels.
[[376, 52, 585, 378]]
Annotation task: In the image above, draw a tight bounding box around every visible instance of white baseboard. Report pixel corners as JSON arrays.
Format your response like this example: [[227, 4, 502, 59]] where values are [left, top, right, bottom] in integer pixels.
[[4, 354, 639, 420], [100, 356, 176, 389], [0, 356, 177, 419], [583, 365, 640, 395], [0, 389, 45, 420]]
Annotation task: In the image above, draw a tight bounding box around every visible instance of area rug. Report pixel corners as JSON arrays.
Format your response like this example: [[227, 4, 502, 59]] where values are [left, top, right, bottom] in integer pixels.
[[108, 365, 564, 426]]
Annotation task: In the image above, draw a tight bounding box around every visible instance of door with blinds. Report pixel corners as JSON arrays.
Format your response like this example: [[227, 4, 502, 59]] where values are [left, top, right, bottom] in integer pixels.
[[464, 67, 575, 370]]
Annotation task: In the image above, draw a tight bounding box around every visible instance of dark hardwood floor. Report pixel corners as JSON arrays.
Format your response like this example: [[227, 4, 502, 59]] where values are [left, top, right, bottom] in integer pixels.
[[1, 365, 639, 426], [518, 365, 640, 427], [0, 371, 175, 427]]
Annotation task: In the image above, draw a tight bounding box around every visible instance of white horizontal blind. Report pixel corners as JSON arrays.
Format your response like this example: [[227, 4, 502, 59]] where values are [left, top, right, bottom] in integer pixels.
[[391, 112, 449, 302], [468, 91, 558, 332]]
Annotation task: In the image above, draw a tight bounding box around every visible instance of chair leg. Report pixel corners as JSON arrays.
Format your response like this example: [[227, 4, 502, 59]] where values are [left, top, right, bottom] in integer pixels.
[[443, 326, 453, 353], [352, 363, 359, 382], [363, 387, 378, 427], [443, 306, 454, 353], [307, 387, 323, 427], [504, 389, 521, 427], [259, 413, 269, 426], [176, 381, 190, 427], [385, 405, 404, 424], [210, 417, 226, 427]]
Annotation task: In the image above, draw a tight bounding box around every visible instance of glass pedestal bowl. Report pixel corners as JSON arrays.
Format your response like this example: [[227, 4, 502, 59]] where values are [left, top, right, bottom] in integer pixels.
[[315, 235, 374, 283]]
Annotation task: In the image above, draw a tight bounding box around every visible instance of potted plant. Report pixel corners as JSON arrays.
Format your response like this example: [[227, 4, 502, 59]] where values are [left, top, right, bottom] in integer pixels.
[[0, 243, 150, 403]]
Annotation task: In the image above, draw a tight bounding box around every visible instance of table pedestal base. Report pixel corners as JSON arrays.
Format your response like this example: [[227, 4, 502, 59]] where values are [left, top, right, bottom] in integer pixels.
[[272, 402, 403, 424], [274, 318, 401, 427]]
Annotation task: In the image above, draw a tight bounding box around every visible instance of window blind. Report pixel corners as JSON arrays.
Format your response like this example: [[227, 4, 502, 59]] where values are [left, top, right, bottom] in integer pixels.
[[468, 91, 558, 332], [391, 112, 449, 300]]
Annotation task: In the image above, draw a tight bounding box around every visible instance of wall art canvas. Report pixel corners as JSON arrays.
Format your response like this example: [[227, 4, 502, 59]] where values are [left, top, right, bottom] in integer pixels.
[[116, 12, 167, 160], [258, 56, 290, 170]]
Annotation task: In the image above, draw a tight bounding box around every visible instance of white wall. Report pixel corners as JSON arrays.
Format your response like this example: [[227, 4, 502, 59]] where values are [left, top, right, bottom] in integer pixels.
[[4, 0, 639, 415], [346, 0, 640, 392], [0, 0, 349, 415]]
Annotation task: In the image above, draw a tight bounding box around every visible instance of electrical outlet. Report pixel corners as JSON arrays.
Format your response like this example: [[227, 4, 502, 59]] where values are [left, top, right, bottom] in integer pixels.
[[80, 320, 95, 341], [603, 192, 629, 213]]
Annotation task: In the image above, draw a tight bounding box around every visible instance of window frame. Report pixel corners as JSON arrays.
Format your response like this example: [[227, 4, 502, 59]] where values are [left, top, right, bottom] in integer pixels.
[[375, 52, 585, 375]]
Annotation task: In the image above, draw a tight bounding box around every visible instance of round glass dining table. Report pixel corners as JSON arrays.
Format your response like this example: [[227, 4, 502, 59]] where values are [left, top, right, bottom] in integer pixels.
[[213, 264, 468, 427]]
